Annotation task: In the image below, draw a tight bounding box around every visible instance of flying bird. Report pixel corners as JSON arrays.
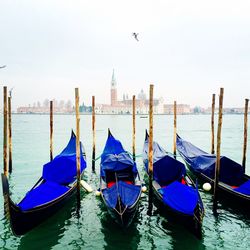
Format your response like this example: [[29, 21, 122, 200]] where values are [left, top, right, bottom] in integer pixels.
[[132, 33, 139, 41], [0, 65, 6, 69]]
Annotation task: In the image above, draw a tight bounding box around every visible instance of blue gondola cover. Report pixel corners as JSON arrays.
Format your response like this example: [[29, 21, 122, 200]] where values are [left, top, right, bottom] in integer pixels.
[[102, 181, 141, 208], [176, 135, 244, 186], [43, 133, 86, 185], [160, 181, 199, 215], [143, 137, 186, 186], [101, 133, 138, 178], [18, 132, 86, 211], [18, 181, 69, 211], [234, 180, 250, 195]]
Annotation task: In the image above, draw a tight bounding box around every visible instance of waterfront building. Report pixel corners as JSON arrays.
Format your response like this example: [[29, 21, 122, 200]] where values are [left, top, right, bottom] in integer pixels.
[[96, 70, 164, 114], [164, 104, 191, 114]]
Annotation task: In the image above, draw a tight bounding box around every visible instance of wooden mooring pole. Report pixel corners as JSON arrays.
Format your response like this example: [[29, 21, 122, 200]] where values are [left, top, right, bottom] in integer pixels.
[[173, 101, 177, 159], [242, 98, 249, 172], [8, 95, 12, 173], [148, 84, 154, 212], [132, 95, 136, 161], [75, 88, 81, 203], [213, 88, 224, 207], [92, 96, 96, 172], [3, 86, 8, 176], [211, 94, 215, 154], [50, 101, 53, 161]]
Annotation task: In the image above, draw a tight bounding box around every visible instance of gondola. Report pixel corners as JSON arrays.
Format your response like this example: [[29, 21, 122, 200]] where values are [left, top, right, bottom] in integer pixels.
[[1, 131, 86, 236], [176, 134, 250, 206], [100, 130, 142, 227], [143, 131, 204, 233]]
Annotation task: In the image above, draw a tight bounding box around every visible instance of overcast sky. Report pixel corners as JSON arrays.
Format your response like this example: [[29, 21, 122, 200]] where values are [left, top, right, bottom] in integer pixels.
[[0, 0, 250, 109]]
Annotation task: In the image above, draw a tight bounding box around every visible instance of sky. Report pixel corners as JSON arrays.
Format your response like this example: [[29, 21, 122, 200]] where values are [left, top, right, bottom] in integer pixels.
[[0, 0, 250, 109]]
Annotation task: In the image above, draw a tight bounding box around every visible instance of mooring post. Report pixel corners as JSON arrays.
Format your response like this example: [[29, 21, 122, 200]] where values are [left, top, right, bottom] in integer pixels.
[[213, 88, 224, 207], [132, 95, 136, 162], [211, 94, 216, 154], [75, 88, 81, 203], [173, 101, 177, 159], [148, 84, 154, 212], [242, 98, 249, 172], [8, 95, 12, 173], [92, 96, 96, 172], [3, 86, 8, 176], [50, 101, 53, 161]]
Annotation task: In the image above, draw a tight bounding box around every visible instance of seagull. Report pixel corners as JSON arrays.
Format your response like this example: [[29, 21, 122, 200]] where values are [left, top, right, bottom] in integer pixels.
[[132, 32, 139, 41], [0, 65, 6, 69], [9, 87, 14, 98]]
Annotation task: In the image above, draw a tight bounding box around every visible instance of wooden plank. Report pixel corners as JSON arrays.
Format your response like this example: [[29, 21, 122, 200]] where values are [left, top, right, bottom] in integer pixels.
[[50, 101, 53, 161], [148, 84, 154, 207], [132, 95, 136, 161], [75, 88, 81, 193], [173, 101, 177, 159], [92, 96, 96, 172], [242, 98, 249, 172], [213, 88, 224, 204], [211, 94, 215, 154], [3, 86, 8, 176], [8, 96, 12, 173]]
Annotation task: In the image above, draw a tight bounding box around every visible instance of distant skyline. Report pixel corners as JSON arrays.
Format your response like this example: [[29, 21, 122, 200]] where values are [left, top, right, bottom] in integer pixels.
[[0, 0, 250, 109]]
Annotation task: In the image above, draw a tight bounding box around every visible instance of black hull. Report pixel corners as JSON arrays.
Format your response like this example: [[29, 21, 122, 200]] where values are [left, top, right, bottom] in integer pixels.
[[4, 177, 78, 236], [104, 198, 140, 228], [150, 174, 204, 237], [100, 184, 141, 228], [185, 161, 250, 208], [152, 182, 203, 238]]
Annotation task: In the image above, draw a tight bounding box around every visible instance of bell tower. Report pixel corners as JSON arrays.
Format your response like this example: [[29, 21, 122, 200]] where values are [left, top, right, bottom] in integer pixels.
[[110, 69, 117, 106]]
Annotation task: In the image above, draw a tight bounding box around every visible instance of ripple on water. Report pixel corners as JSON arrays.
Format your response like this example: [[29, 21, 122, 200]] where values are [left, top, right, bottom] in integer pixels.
[[0, 114, 250, 249]]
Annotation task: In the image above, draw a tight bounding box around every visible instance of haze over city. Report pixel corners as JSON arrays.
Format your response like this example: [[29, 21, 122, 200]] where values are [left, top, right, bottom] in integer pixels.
[[0, 0, 250, 109]]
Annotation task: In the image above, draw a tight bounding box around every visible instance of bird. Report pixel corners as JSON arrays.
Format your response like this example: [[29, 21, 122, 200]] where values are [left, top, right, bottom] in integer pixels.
[[9, 87, 14, 98], [0, 65, 6, 69], [132, 32, 139, 41]]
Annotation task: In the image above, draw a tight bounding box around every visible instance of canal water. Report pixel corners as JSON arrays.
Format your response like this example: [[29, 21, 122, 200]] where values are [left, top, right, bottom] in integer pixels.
[[0, 114, 249, 249]]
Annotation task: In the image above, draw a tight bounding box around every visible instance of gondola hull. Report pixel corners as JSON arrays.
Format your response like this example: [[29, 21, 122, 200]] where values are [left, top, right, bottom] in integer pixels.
[[101, 192, 140, 228], [5, 182, 77, 236], [1, 131, 87, 236], [184, 160, 250, 207], [142, 131, 204, 237], [152, 181, 203, 236], [100, 130, 142, 228]]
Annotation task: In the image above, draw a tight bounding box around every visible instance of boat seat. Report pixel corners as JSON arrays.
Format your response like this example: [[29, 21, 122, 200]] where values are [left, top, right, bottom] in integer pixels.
[[233, 180, 250, 195], [105, 169, 134, 184], [18, 181, 69, 211], [160, 181, 199, 215]]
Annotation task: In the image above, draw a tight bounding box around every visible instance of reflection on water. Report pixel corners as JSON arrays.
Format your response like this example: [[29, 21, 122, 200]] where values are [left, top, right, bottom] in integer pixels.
[[18, 196, 77, 250], [100, 208, 141, 250], [0, 114, 249, 249]]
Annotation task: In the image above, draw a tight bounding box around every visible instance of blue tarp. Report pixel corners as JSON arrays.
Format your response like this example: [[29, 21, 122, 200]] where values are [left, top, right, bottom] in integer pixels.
[[160, 181, 199, 216], [18, 181, 69, 211], [143, 135, 186, 186], [234, 180, 250, 195], [102, 181, 141, 208], [176, 134, 244, 186], [18, 132, 86, 211], [43, 132, 86, 185], [100, 132, 138, 178]]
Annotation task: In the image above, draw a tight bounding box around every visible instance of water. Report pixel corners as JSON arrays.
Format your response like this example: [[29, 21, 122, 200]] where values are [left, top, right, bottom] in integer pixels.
[[0, 114, 250, 249]]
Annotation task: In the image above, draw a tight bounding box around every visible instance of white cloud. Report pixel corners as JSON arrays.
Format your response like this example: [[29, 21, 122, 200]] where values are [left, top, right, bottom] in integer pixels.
[[0, 0, 250, 108]]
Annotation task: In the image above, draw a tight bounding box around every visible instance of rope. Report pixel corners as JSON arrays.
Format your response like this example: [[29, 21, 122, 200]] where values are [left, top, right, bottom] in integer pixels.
[[92, 151, 143, 162], [125, 151, 143, 158], [167, 152, 182, 158], [92, 155, 102, 162], [92, 151, 181, 162]]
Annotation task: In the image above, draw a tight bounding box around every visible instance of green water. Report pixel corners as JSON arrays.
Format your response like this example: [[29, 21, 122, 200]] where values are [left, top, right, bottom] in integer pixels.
[[0, 114, 249, 249]]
